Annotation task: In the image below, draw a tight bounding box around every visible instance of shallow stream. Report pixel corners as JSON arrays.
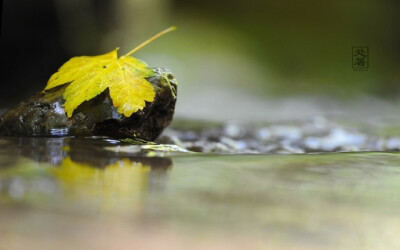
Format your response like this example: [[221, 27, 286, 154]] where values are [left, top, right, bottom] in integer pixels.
[[1, 133, 400, 249]]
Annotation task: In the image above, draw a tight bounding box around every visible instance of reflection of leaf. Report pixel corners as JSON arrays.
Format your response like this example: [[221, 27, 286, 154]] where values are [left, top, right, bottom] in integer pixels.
[[51, 157, 151, 211], [44, 26, 176, 117], [52, 157, 151, 193]]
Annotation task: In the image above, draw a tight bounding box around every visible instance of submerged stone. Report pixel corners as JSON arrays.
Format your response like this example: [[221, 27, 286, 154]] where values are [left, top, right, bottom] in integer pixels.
[[0, 68, 177, 140]]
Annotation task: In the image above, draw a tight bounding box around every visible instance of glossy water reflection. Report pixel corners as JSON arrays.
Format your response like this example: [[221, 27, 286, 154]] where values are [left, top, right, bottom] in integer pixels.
[[1, 137, 400, 249], [0, 137, 172, 214]]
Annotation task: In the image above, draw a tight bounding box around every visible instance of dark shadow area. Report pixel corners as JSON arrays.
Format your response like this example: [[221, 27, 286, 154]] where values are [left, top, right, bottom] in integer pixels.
[[0, 136, 172, 170]]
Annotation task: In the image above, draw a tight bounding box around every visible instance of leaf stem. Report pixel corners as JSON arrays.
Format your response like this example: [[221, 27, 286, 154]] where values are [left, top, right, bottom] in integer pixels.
[[124, 26, 177, 57]]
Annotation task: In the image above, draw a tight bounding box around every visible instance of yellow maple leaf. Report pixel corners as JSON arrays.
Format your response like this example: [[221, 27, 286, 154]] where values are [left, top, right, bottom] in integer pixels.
[[44, 26, 176, 117]]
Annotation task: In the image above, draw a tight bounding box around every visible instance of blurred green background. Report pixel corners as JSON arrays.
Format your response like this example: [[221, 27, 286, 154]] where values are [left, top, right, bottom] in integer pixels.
[[1, 0, 399, 120]]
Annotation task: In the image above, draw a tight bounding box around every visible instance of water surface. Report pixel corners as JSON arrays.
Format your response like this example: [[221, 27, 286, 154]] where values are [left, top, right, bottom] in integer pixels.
[[1, 136, 400, 249]]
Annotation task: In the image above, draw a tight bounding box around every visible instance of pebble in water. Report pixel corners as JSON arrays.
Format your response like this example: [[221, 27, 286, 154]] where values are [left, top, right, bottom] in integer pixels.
[[314, 128, 367, 151], [159, 117, 400, 154], [386, 138, 400, 151], [256, 128, 272, 141], [370, 138, 386, 151], [270, 125, 302, 140], [220, 137, 247, 151], [223, 124, 246, 138], [304, 137, 320, 150]]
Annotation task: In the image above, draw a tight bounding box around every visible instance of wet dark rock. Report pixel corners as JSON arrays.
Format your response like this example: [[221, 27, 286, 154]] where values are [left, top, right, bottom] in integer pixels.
[[0, 68, 177, 140]]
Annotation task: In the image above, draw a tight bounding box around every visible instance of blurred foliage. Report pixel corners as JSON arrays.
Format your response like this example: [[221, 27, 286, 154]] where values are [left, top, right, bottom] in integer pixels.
[[172, 0, 400, 97], [1, 0, 399, 108]]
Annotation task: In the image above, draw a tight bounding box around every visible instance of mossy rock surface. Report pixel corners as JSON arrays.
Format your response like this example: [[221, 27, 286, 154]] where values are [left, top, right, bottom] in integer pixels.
[[0, 68, 177, 140]]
